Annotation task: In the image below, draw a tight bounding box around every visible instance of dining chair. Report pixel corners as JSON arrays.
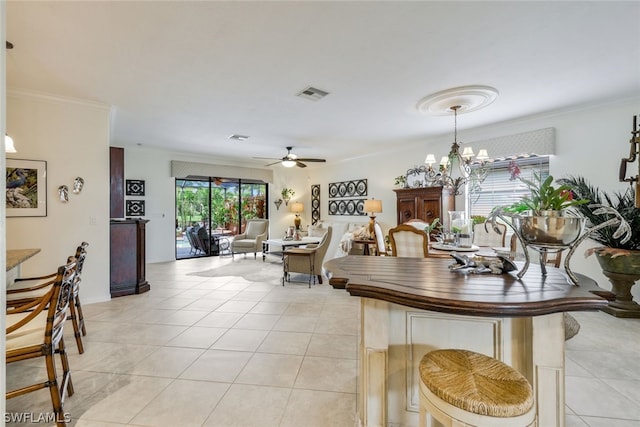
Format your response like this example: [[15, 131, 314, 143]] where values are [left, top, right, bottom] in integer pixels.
[[473, 222, 507, 247], [6, 257, 77, 427], [373, 222, 387, 255], [388, 224, 429, 257], [7, 242, 89, 354], [68, 242, 89, 353]]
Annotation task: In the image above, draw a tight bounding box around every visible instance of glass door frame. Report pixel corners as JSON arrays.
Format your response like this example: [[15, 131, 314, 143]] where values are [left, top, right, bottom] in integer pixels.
[[175, 177, 268, 260]]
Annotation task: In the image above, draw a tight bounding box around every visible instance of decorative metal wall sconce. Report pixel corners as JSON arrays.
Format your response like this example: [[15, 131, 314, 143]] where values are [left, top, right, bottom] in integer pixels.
[[274, 199, 283, 210], [619, 114, 640, 208], [73, 177, 85, 194], [58, 185, 69, 203]]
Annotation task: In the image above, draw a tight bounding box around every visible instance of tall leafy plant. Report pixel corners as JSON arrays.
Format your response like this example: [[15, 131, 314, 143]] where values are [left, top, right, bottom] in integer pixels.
[[558, 176, 640, 251]]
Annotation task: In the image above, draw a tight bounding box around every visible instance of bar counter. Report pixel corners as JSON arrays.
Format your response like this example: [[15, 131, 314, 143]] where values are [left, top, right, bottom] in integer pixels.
[[325, 255, 608, 427]]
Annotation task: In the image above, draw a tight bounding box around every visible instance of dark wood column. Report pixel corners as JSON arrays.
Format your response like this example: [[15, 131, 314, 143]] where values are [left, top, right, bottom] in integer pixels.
[[110, 146, 124, 219]]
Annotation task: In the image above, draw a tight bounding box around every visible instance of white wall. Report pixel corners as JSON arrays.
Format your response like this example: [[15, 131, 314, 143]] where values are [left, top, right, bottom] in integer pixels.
[[6, 90, 111, 304], [124, 96, 640, 300]]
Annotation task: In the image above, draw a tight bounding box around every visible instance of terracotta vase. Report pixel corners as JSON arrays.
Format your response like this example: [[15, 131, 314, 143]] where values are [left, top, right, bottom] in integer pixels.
[[594, 247, 640, 318]]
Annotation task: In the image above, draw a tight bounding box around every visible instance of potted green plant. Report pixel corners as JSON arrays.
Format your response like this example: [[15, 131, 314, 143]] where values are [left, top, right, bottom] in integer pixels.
[[498, 172, 588, 248], [504, 172, 589, 215], [394, 175, 407, 188], [559, 176, 640, 317], [281, 188, 295, 205]]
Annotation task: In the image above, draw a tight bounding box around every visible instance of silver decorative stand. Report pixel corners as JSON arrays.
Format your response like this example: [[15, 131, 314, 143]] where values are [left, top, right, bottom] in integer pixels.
[[489, 205, 631, 285]]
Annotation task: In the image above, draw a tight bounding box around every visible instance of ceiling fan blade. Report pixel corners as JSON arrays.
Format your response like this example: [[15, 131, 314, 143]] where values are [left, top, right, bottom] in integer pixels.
[[296, 161, 307, 168], [264, 160, 282, 167], [296, 158, 326, 163], [253, 156, 281, 160]]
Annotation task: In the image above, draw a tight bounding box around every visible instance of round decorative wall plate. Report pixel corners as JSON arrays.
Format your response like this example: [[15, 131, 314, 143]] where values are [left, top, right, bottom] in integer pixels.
[[347, 182, 356, 196], [338, 183, 347, 197], [328, 200, 338, 215], [356, 180, 367, 196], [338, 200, 347, 214], [346, 200, 356, 214]]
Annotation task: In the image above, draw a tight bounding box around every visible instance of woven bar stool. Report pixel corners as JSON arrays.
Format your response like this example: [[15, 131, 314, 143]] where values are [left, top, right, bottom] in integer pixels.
[[418, 349, 536, 427]]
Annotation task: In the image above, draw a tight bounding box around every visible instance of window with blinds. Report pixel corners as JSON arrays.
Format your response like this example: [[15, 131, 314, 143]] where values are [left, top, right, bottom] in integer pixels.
[[470, 156, 550, 217]]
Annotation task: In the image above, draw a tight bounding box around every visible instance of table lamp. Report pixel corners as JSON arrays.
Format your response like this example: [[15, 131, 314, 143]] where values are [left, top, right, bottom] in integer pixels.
[[290, 202, 304, 229], [363, 199, 382, 238]]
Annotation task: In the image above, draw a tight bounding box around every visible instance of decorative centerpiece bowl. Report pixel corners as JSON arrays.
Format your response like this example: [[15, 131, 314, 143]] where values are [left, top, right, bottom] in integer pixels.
[[514, 212, 584, 248], [489, 173, 608, 284]]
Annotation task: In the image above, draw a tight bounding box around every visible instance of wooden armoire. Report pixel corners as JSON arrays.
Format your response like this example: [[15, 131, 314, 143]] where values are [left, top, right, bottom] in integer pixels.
[[393, 186, 454, 225]]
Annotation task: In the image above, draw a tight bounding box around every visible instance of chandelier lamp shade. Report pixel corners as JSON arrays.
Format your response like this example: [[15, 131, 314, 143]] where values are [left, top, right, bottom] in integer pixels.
[[5, 133, 17, 153], [290, 202, 304, 229], [363, 198, 383, 238]]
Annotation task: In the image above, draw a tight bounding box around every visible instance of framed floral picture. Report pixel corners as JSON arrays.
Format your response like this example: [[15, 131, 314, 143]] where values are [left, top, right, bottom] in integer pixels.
[[6, 159, 47, 217]]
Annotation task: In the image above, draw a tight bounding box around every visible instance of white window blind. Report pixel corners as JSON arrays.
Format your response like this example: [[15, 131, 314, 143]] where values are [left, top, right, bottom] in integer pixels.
[[471, 156, 550, 217]]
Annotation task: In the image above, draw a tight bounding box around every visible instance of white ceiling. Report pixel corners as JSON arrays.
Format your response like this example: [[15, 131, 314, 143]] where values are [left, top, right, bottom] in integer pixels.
[[6, 1, 640, 167]]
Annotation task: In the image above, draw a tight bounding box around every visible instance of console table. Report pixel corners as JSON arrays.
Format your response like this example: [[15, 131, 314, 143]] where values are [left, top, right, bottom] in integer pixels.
[[325, 255, 607, 427]]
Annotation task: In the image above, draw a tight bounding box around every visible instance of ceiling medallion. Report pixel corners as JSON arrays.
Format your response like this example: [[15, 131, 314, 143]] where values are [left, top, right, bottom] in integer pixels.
[[416, 85, 499, 116]]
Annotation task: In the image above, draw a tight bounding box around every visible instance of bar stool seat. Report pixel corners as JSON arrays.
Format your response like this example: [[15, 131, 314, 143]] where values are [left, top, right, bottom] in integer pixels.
[[418, 349, 536, 427]]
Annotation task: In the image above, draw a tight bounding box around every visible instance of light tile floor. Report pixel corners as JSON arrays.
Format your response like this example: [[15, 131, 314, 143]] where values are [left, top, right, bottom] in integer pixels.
[[5, 256, 640, 426]]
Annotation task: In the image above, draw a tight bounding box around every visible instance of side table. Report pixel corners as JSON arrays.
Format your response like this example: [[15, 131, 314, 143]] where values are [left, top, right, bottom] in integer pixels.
[[353, 238, 377, 256]]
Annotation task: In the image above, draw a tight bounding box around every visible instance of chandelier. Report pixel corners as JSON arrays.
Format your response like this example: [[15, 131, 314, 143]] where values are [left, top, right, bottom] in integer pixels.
[[419, 106, 489, 195]]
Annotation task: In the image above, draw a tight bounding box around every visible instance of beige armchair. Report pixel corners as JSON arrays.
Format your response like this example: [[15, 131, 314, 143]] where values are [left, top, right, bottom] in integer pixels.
[[231, 219, 269, 259], [283, 226, 332, 286]]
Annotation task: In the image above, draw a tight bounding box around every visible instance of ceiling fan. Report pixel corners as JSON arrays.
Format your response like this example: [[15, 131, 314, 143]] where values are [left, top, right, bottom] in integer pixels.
[[255, 146, 327, 168]]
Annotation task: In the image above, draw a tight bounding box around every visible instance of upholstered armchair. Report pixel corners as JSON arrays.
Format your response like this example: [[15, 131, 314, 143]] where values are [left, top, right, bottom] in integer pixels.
[[231, 219, 269, 258], [283, 226, 332, 285]]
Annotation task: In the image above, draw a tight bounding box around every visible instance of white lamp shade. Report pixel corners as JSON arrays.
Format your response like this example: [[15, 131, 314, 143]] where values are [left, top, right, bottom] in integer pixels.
[[282, 160, 296, 168], [476, 149, 489, 160], [440, 156, 449, 166], [290, 202, 304, 213], [5, 134, 16, 153], [363, 199, 382, 214], [461, 146, 475, 159], [424, 154, 436, 165]]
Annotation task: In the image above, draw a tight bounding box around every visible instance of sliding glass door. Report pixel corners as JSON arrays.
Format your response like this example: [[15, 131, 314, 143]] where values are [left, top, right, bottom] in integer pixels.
[[175, 178, 267, 259]]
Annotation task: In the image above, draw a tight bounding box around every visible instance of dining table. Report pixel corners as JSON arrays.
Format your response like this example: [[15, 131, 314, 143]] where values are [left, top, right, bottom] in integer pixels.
[[324, 255, 608, 427], [6, 248, 41, 287]]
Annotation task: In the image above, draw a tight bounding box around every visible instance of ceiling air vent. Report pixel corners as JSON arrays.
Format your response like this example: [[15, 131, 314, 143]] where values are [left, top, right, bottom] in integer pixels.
[[228, 134, 249, 141], [296, 86, 330, 101]]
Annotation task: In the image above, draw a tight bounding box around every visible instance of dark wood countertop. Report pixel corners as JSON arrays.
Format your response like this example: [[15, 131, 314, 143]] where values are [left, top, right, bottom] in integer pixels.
[[324, 255, 608, 317], [6, 248, 41, 271]]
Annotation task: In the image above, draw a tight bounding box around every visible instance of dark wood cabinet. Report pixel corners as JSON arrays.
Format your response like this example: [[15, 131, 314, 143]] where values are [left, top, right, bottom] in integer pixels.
[[393, 186, 454, 225], [110, 219, 150, 297]]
